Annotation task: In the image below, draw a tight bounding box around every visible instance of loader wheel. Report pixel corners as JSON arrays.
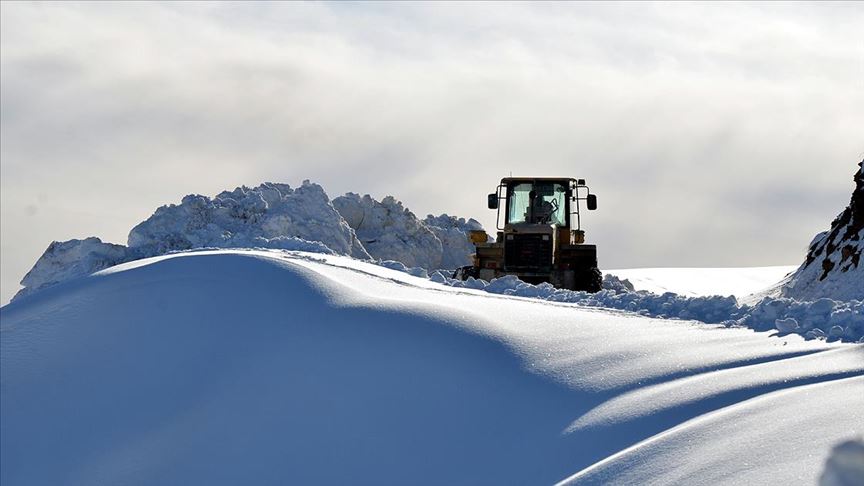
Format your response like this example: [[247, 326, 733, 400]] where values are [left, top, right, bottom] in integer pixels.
[[586, 267, 603, 293], [574, 268, 603, 293], [453, 265, 478, 280]]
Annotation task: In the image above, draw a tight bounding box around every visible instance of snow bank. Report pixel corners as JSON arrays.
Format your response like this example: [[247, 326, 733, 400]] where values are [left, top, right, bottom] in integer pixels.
[[820, 438, 864, 486], [780, 160, 864, 302], [426, 269, 864, 342], [14, 182, 483, 301]]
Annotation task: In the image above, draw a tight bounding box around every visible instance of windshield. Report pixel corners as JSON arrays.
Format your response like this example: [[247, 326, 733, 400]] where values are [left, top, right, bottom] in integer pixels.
[[507, 182, 567, 226]]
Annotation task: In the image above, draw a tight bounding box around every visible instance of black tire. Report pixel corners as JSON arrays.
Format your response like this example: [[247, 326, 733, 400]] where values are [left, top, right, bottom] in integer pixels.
[[573, 268, 603, 293], [586, 267, 603, 293], [453, 265, 478, 280]]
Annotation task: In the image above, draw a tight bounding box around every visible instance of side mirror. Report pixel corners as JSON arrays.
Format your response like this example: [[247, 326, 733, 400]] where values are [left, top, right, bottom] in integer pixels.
[[586, 194, 597, 210], [487, 193, 498, 209]]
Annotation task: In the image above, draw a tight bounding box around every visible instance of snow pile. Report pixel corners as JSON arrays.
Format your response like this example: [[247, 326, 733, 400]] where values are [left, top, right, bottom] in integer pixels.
[[17, 238, 130, 298], [819, 438, 864, 486], [331, 194, 482, 270], [128, 181, 369, 259], [332, 193, 443, 269], [14, 182, 484, 301], [423, 270, 864, 342], [781, 160, 864, 301], [423, 214, 488, 269]]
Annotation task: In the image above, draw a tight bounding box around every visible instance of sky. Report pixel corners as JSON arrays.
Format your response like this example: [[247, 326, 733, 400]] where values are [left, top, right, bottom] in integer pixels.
[[1, 1, 863, 305]]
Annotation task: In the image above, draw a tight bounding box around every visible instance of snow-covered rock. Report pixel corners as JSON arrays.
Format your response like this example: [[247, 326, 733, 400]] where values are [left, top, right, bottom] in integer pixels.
[[332, 193, 444, 269], [781, 160, 864, 301], [128, 181, 370, 259], [14, 237, 131, 301], [819, 438, 864, 486]]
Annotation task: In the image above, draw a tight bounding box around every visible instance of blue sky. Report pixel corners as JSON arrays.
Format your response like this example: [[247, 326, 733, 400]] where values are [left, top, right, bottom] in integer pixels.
[[1, 1, 862, 303]]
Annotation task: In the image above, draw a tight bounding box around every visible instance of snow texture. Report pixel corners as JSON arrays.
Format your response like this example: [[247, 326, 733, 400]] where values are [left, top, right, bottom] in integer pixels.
[[820, 438, 864, 486], [2, 249, 861, 486], [780, 160, 864, 301]]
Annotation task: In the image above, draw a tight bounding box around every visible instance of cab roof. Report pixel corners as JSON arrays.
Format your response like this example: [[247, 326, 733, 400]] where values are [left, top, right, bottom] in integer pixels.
[[499, 177, 578, 184]]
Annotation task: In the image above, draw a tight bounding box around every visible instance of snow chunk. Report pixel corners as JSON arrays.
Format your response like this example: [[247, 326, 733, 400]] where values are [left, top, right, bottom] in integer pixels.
[[820, 438, 864, 486], [774, 317, 799, 333], [14, 238, 131, 300], [603, 274, 636, 293]]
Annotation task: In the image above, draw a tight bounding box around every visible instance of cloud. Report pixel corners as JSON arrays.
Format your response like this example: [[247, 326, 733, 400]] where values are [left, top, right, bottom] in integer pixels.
[[2, 2, 863, 303]]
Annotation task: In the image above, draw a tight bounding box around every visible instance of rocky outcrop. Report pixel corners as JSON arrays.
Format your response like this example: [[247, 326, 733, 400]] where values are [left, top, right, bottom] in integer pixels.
[[781, 160, 863, 301]]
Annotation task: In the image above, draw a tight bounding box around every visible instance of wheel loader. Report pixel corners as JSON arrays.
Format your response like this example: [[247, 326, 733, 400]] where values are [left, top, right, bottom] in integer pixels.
[[454, 177, 602, 292]]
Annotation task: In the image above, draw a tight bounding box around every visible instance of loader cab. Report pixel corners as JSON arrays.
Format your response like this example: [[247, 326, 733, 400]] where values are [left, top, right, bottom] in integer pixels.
[[488, 177, 597, 232]]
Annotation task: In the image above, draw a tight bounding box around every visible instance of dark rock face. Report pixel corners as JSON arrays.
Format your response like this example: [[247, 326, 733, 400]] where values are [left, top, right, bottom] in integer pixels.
[[803, 160, 864, 279], [783, 159, 863, 301]]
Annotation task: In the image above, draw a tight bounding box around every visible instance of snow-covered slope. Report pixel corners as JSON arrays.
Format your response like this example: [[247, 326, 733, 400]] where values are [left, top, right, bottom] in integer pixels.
[[2, 249, 861, 485], [779, 160, 864, 301]]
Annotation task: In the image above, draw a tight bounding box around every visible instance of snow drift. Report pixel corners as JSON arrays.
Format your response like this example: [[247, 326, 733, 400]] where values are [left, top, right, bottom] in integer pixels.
[[13, 181, 482, 301], [2, 250, 861, 485]]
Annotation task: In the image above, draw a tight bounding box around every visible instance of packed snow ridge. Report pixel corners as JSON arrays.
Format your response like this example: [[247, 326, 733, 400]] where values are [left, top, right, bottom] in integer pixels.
[[14, 181, 483, 301]]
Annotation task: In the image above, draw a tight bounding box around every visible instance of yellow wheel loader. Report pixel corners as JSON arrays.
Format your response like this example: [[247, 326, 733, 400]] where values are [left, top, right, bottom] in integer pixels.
[[454, 177, 602, 292]]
